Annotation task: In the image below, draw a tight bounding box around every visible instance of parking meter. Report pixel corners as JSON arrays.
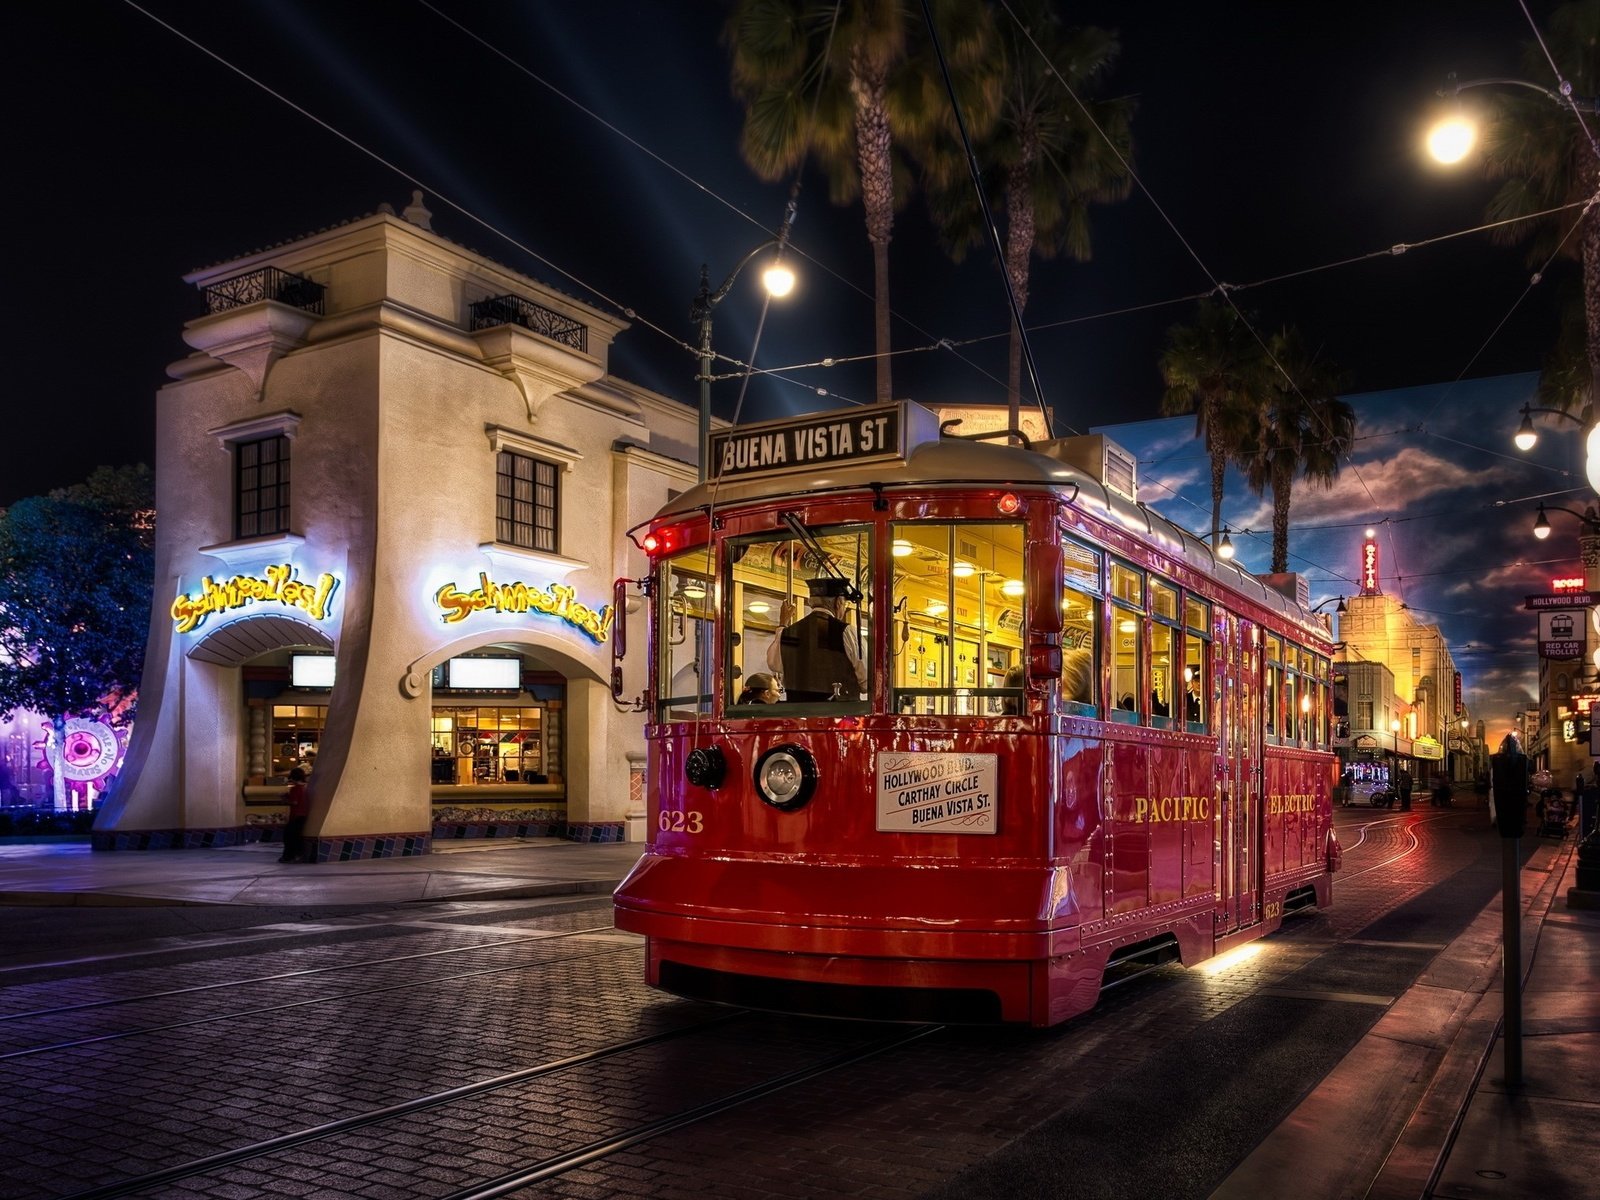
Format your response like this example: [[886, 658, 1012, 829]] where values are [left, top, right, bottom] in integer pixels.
[[1491, 744, 1528, 838]]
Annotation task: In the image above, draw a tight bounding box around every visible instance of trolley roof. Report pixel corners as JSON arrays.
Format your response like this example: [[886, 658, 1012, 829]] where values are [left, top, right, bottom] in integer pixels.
[[652, 410, 1331, 644]]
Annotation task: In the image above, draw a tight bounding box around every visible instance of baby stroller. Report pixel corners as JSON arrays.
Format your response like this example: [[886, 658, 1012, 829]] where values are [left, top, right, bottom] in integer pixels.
[[1537, 791, 1570, 838]]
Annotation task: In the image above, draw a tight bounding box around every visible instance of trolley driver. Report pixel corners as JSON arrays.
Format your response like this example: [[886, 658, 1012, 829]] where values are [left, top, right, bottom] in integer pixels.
[[768, 576, 866, 701]]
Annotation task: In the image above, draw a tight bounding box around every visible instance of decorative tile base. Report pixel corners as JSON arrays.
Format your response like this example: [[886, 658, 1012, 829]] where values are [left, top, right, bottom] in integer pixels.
[[433, 821, 566, 840], [307, 833, 432, 862], [565, 821, 625, 843], [92, 827, 261, 851]]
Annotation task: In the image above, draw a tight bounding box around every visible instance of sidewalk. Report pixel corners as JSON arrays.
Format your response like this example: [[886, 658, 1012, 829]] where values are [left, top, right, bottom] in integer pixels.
[[1215, 832, 1597, 1200], [0, 836, 644, 907], [0, 832, 1594, 1200]]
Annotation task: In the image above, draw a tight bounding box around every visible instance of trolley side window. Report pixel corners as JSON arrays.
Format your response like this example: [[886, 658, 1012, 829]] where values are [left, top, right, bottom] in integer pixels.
[[1109, 560, 1144, 725], [739, 521, 873, 710], [1184, 596, 1210, 732], [656, 544, 717, 721], [1150, 578, 1179, 729], [890, 521, 1025, 716], [1061, 537, 1100, 716], [1264, 634, 1282, 740]]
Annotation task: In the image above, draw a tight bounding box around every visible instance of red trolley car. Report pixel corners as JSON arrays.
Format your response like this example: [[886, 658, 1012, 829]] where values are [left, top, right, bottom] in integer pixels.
[[613, 402, 1339, 1027]]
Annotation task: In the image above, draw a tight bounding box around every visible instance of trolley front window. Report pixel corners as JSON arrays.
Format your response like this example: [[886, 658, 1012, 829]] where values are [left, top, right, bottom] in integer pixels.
[[890, 521, 1025, 716], [733, 520, 873, 711]]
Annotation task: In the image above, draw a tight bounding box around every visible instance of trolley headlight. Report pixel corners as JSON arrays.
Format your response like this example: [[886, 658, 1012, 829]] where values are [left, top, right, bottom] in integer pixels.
[[685, 746, 727, 789], [753, 743, 817, 811]]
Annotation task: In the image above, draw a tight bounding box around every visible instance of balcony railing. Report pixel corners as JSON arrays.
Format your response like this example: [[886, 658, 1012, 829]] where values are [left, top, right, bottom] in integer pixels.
[[201, 267, 325, 316], [470, 293, 586, 352]]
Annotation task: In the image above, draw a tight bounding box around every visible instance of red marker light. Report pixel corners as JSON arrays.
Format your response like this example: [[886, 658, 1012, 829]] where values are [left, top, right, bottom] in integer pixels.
[[997, 492, 1021, 515], [641, 533, 660, 554]]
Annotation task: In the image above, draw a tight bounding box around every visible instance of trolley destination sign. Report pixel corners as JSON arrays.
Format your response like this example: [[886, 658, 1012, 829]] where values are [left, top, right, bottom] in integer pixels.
[[875, 751, 998, 835], [709, 403, 906, 481]]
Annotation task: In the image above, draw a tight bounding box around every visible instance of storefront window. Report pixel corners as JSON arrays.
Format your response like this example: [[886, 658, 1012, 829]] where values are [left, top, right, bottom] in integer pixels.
[[432, 705, 552, 785], [271, 704, 325, 777]]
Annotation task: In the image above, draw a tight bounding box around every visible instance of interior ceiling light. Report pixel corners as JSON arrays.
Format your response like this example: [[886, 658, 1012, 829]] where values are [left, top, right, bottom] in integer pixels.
[[952, 561, 976, 578], [891, 538, 914, 557], [1119, 619, 1137, 633], [927, 600, 948, 616], [1000, 578, 1025, 597], [682, 579, 707, 598], [747, 600, 770, 614]]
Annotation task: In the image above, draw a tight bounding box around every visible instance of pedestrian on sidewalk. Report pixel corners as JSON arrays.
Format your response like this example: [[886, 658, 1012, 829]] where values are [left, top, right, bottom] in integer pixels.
[[279, 767, 310, 863]]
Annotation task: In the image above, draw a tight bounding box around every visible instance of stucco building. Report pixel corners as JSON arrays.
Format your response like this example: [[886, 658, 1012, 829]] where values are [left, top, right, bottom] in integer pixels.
[[95, 195, 689, 856]]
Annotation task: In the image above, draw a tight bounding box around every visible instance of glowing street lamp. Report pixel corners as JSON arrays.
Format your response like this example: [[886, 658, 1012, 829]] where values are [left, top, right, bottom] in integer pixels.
[[693, 218, 798, 481]]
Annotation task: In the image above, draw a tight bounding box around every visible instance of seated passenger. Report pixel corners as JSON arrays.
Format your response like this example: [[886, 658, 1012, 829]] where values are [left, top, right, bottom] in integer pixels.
[[1061, 645, 1093, 705], [1001, 663, 1025, 715], [1151, 689, 1169, 717], [737, 672, 781, 705]]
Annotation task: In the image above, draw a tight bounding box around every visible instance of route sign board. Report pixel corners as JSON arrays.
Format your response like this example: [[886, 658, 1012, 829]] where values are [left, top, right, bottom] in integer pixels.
[[1537, 609, 1585, 659]]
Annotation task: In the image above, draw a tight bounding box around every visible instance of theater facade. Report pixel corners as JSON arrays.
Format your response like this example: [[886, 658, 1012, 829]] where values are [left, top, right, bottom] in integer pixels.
[[94, 196, 689, 856]]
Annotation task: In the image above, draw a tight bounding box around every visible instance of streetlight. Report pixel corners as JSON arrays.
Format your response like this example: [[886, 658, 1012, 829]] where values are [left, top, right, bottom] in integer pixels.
[[1531, 502, 1600, 541], [1513, 401, 1590, 452], [1425, 73, 1598, 167], [1197, 526, 1235, 560], [692, 234, 797, 482]]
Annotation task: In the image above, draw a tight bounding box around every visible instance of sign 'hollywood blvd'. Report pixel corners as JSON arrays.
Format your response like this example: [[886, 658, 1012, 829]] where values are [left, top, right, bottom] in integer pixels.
[[708, 403, 905, 481], [1525, 591, 1599, 609]]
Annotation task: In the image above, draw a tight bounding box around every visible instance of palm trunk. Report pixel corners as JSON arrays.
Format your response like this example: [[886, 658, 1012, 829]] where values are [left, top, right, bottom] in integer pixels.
[[1582, 150, 1600, 420], [852, 60, 895, 406], [1005, 151, 1036, 431], [1271, 463, 1293, 574], [1205, 392, 1225, 543]]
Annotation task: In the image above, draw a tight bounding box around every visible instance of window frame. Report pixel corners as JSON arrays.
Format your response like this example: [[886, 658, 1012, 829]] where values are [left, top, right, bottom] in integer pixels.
[[496, 448, 561, 554], [234, 433, 291, 541]]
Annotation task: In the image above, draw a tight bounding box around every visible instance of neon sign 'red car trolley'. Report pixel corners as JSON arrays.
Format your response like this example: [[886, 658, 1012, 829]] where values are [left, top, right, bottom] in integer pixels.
[[612, 402, 1339, 1027]]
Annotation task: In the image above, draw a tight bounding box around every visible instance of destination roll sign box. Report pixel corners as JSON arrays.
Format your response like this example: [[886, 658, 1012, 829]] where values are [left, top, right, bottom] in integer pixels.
[[708, 403, 908, 482]]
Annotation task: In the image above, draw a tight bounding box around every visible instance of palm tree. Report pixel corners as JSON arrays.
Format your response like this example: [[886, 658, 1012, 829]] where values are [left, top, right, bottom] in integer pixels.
[[1243, 328, 1355, 574], [1159, 300, 1270, 545], [724, 0, 994, 405], [915, 1, 1133, 425], [1477, 0, 1600, 413]]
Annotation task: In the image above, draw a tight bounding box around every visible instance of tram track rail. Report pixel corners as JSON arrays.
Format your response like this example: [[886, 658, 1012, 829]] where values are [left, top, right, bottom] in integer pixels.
[[0, 927, 635, 1061], [0, 923, 616, 1023], [53, 1011, 754, 1200], [1337, 811, 1456, 883]]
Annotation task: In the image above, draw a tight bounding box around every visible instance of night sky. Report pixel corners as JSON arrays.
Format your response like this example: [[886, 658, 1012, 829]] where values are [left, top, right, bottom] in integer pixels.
[[4, 0, 1582, 728]]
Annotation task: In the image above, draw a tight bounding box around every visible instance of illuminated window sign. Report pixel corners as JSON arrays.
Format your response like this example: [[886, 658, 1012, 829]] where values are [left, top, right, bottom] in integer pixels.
[[172, 564, 339, 634], [291, 655, 336, 688], [446, 656, 521, 690], [434, 574, 614, 642]]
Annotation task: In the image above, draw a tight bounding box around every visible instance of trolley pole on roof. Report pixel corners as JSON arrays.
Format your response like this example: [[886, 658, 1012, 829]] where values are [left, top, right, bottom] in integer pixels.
[[919, 0, 1046, 444]]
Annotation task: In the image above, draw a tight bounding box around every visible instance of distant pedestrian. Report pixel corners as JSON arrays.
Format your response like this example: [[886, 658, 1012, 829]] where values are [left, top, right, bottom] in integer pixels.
[[279, 767, 310, 863], [1397, 766, 1413, 812]]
